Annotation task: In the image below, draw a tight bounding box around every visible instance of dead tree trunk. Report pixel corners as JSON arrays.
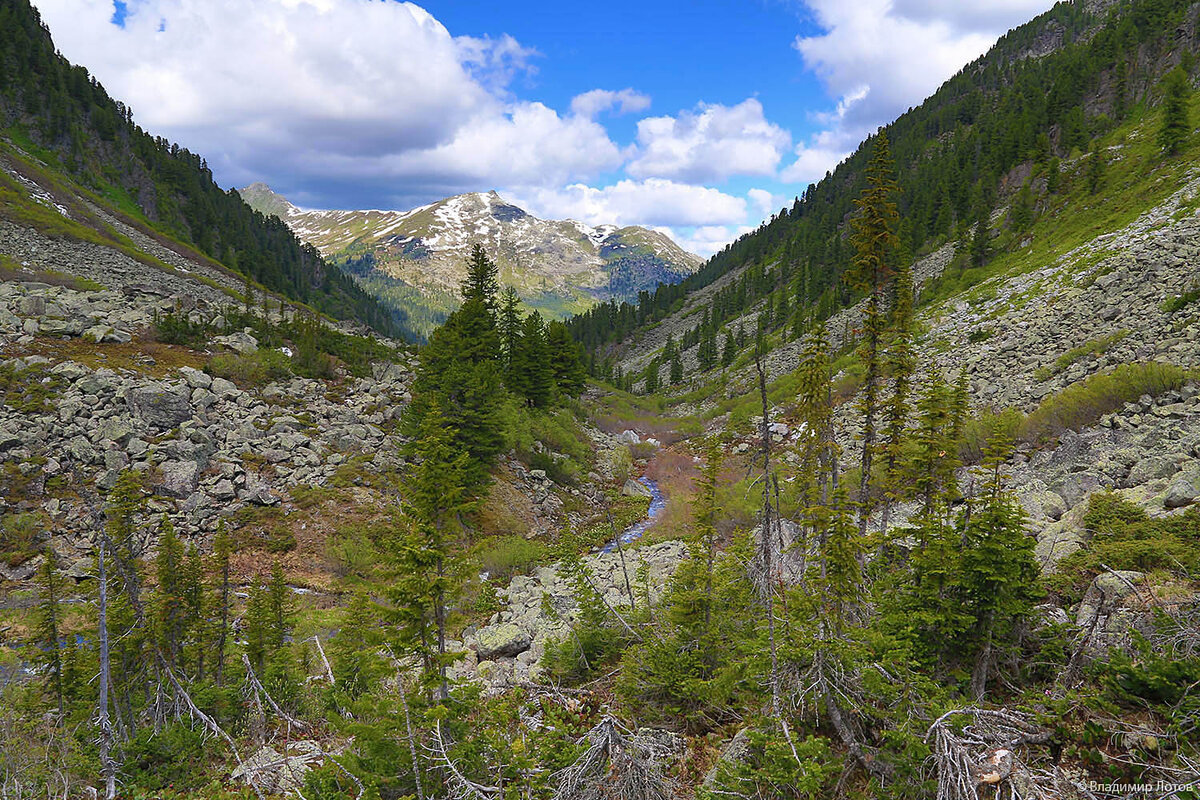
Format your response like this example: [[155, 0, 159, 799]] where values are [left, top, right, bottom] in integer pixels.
[[96, 535, 117, 800]]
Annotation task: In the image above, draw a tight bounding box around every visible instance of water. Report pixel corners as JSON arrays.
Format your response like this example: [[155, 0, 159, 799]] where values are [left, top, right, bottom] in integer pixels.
[[600, 477, 666, 554]]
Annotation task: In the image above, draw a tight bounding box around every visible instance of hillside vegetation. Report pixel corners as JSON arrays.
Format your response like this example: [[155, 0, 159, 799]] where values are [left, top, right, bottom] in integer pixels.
[[1, 0, 1200, 798]]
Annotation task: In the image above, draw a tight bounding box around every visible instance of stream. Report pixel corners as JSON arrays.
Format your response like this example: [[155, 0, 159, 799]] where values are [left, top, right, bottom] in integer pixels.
[[600, 477, 666, 554]]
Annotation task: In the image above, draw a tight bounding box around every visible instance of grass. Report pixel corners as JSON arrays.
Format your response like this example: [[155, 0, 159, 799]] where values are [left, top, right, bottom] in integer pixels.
[[1034, 330, 1129, 381], [205, 350, 293, 387], [25, 336, 208, 377], [0, 361, 64, 414], [1160, 282, 1200, 313]]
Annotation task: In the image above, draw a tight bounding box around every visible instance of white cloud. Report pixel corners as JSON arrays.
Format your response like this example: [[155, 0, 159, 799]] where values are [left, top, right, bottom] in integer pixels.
[[627, 99, 791, 183], [782, 0, 1056, 185], [509, 179, 757, 258], [512, 179, 748, 230], [747, 188, 777, 217], [570, 88, 652, 119], [28, 0, 620, 207], [669, 225, 755, 258]]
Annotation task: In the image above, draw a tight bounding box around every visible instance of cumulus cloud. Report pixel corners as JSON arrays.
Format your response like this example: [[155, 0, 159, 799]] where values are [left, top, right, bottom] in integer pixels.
[[782, 0, 1055, 184], [512, 179, 748, 230], [570, 88, 652, 119], [29, 0, 620, 207], [747, 188, 777, 217], [627, 99, 791, 183], [510, 182, 774, 257]]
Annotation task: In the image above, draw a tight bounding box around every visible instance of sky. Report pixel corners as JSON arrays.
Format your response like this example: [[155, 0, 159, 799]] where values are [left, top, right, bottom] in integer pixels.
[[31, 0, 1056, 256]]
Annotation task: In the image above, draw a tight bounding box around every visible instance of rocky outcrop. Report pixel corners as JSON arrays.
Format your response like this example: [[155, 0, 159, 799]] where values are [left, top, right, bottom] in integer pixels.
[[453, 540, 687, 691], [0, 279, 417, 566]]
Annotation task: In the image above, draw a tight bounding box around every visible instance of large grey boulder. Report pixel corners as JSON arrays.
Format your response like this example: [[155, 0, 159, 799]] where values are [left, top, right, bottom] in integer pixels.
[[127, 384, 193, 430], [155, 460, 200, 498], [475, 623, 531, 660], [1164, 478, 1198, 509], [1075, 570, 1145, 627], [622, 478, 652, 498], [215, 331, 258, 355]]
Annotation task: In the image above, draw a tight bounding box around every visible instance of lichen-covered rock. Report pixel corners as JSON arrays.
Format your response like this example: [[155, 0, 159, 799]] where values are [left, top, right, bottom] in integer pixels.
[[127, 384, 193, 430], [1164, 477, 1198, 509], [155, 460, 200, 498], [475, 623, 531, 660]]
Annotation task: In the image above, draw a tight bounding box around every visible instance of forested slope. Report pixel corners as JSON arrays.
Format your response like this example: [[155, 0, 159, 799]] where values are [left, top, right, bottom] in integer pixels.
[[571, 0, 1199, 365], [0, 0, 399, 336]]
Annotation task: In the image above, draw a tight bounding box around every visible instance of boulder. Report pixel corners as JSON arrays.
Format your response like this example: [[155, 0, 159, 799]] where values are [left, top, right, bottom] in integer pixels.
[[475, 623, 532, 660], [155, 460, 200, 498], [1075, 570, 1145, 627], [1124, 456, 1176, 488], [617, 429, 640, 445], [703, 728, 753, 789], [127, 385, 193, 430], [230, 742, 323, 794], [622, 478, 653, 498], [215, 331, 259, 355], [1164, 478, 1198, 509]]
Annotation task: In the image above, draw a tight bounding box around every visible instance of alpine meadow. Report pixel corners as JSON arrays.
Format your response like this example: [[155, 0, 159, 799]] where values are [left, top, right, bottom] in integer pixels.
[[3, 1, 1200, 799]]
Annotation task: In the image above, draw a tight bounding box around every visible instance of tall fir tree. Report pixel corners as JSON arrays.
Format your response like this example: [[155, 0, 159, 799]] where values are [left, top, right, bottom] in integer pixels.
[[406, 247, 504, 488], [513, 311, 554, 407], [390, 400, 475, 700], [497, 285, 522, 382], [1159, 66, 1191, 155], [34, 548, 65, 716], [847, 131, 902, 538], [546, 319, 586, 397]]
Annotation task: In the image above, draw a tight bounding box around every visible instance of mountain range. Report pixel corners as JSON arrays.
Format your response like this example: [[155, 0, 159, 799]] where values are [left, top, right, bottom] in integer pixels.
[[239, 183, 702, 337]]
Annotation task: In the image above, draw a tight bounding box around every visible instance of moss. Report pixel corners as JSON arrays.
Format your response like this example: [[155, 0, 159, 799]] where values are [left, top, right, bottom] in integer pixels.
[[0, 362, 64, 414]]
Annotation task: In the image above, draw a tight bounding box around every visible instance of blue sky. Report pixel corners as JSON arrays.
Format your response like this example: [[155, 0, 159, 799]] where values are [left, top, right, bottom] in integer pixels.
[[31, 0, 1055, 255]]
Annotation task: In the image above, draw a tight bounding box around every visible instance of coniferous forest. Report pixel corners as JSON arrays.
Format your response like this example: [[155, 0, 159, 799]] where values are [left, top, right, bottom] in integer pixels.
[[2, 0, 1200, 798]]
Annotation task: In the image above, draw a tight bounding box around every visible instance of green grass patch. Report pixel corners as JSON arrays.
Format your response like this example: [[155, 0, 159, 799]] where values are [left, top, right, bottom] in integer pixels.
[[1019, 362, 1191, 443], [1160, 282, 1200, 313], [470, 535, 549, 580], [1034, 329, 1129, 381], [206, 350, 293, 387]]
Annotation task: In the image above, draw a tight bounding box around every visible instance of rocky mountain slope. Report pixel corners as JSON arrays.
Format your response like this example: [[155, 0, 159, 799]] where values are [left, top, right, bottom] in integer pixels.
[[240, 183, 701, 335]]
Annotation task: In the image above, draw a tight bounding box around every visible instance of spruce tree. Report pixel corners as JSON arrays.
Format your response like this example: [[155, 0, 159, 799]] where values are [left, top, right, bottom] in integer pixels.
[[643, 357, 660, 394], [879, 261, 916, 537], [960, 431, 1039, 699], [407, 244, 504, 487], [722, 331, 736, 367], [211, 521, 232, 686], [497, 286, 522, 382], [513, 311, 554, 407], [154, 515, 187, 667], [546, 319, 586, 397], [847, 131, 901, 538], [391, 400, 474, 700], [462, 242, 500, 309], [1159, 66, 1191, 156], [34, 549, 65, 716]]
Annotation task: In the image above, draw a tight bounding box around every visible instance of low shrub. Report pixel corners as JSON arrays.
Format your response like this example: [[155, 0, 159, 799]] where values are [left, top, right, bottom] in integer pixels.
[[206, 350, 292, 387], [1, 512, 45, 567], [1033, 329, 1128, 381], [1019, 362, 1190, 443], [1045, 492, 1200, 601], [152, 309, 210, 347], [471, 535, 547, 580], [960, 407, 1024, 464]]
